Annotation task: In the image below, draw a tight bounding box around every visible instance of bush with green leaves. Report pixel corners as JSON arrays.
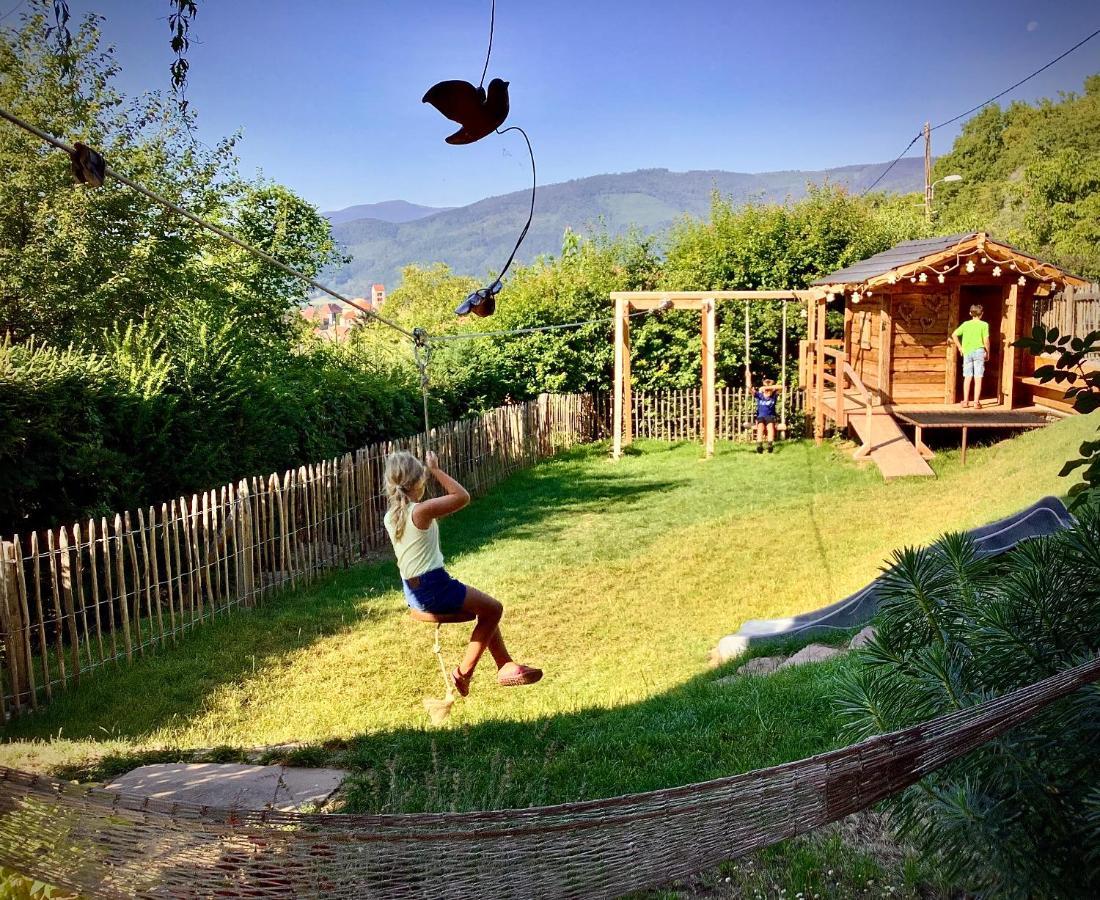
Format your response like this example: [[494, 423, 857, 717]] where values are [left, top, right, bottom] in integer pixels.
[[837, 509, 1100, 898], [1014, 325, 1100, 508]]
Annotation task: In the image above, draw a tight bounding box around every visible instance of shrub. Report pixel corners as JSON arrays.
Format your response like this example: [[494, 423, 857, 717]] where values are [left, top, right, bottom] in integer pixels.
[[836, 509, 1100, 898]]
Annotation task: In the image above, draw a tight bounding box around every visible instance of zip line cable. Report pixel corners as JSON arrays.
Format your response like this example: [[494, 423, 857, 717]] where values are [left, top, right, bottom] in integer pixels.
[[861, 26, 1100, 196], [432, 305, 660, 343], [0, 106, 417, 341]]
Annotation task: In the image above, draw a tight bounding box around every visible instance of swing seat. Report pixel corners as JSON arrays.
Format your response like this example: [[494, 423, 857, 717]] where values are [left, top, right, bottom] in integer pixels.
[[408, 609, 476, 624]]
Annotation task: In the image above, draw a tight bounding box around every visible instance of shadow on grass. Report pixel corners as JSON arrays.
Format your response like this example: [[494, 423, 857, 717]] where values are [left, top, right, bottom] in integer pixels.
[[0, 446, 682, 748], [445, 444, 684, 556], [49, 632, 857, 818]]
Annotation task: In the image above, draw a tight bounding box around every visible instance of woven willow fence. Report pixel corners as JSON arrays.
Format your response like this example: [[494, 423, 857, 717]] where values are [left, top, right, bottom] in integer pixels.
[[0, 656, 1096, 898], [628, 386, 805, 442], [0, 388, 808, 720], [1034, 282, 1100, 348], [0, 394, 600, 720]]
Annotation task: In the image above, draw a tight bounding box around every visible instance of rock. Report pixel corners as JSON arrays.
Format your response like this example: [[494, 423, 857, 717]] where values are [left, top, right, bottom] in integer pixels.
[[715, 634, 749, 662], [778, 643, 844, 669], [737, 656, 784, 676], [711, 674, 739, 688], [849, 626, 876, 649]]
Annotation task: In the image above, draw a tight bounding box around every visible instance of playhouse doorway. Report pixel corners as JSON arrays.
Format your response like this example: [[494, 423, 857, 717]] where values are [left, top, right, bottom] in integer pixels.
[[955, 285, 1004, 404]]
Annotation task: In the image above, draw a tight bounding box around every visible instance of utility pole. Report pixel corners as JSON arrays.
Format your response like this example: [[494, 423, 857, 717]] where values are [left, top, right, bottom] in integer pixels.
[[923, 121, 932, 224]]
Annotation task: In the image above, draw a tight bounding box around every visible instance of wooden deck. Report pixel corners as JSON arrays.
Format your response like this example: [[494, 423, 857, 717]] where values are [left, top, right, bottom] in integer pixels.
[[820, 398, 1059, 476], [893, 407, 1055, 465]]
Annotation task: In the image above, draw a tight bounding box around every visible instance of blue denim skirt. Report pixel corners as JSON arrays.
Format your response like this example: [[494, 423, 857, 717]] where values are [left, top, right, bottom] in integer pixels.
[[402, 568, 468, 614]]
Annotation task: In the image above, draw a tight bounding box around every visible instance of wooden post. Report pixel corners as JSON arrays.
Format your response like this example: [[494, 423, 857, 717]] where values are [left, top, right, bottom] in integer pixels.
[[72, 522, 90, 670], [880, 298, 894, 404], [13, 536, 36, 708], [702, 300, 717, 458], [113, 515, 132, 662], [0, 540, 20, 714], [57, 528, 80, 682], [1002, 283, 1020, 409], [124, 513, 142, 656], [613, 296, 625, 459], [161, 503, 176, 643], [814, 296, 827, 444], [622, 303, 633, 449], [945, 286, 961, 404], [834, 351, 847, 431], [46, 530, 68, 687]]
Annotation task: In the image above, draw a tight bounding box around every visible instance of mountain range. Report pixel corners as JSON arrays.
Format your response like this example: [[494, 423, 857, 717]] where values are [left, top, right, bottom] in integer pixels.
[[323, 199, 452, 226], [321, 159, 925, 296]]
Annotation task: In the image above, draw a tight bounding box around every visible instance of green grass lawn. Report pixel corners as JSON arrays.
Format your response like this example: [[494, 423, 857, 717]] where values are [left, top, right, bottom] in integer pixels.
[[0, 414, 1094, 823]]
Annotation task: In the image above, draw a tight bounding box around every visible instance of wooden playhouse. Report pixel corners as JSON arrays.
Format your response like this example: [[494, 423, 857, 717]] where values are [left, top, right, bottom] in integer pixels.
[[803, 232, 1088, 476]]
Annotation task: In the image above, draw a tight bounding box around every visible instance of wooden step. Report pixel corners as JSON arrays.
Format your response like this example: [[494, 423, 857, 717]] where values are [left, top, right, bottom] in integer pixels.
[[848, 412, 935, 479]]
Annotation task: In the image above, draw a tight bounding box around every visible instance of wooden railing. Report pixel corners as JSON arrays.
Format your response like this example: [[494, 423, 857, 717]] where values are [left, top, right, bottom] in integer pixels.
[[820, 346, 874, 458], [0, 394, 600, 720]]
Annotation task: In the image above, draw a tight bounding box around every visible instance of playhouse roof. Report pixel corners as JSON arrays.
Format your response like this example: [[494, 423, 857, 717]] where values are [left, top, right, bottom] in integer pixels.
[[812, 232, 1086, 289]]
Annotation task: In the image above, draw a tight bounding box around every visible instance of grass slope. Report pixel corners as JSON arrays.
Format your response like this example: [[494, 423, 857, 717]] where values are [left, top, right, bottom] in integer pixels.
[[0, 414, 1094, 817]]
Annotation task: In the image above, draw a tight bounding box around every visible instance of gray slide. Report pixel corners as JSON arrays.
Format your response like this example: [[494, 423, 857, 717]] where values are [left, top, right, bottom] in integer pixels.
[[717, 496, 1074, 658]]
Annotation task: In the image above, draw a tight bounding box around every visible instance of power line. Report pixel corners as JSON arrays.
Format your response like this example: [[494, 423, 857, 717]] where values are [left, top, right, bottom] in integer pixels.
[[0, 0, 26, 24], [860, 133, 922, 196], [861, 26, 1100, 196], [932, 26, 1100, 131], [0, 106, 417, 341]]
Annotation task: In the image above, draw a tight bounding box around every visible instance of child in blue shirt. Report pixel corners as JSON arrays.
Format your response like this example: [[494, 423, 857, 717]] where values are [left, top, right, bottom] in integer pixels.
[[750, 377, 781, 454]]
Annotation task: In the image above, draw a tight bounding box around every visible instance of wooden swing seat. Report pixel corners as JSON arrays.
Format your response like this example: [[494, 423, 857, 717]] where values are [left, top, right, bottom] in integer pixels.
[[408, 609, 476, 624]]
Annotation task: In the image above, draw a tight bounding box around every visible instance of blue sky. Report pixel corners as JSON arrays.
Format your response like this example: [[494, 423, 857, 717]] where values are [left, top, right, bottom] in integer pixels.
[[13, 0, 1100, 211]]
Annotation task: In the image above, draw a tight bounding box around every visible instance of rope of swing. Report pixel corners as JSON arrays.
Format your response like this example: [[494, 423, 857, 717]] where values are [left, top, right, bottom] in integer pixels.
[[0, 106, 418, 341], [743, 298, 791, 429]]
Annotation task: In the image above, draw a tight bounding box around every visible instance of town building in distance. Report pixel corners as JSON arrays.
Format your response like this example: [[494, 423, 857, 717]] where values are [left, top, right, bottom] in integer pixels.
[[300, 283, 385, 340]]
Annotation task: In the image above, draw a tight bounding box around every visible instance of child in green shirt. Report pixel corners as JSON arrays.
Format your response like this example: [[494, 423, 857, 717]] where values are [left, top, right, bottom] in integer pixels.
[[952, 304, 991, 408]]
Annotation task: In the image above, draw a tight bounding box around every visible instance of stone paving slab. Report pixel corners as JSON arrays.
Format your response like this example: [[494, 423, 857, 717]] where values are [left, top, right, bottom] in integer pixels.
[[106, 763, 348, 811]]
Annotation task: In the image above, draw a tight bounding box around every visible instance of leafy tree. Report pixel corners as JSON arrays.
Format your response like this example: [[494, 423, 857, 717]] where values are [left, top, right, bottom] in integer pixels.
[[934, 75, 1100, 277]]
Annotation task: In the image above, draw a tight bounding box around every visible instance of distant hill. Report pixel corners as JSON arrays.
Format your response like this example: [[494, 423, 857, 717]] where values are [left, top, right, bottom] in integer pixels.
[[323, 199, 452, 225], [323, 159, 925, 294]]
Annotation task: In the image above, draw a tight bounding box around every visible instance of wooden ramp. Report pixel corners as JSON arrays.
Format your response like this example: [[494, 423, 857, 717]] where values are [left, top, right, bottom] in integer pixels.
[[848, 410, 935, 479]]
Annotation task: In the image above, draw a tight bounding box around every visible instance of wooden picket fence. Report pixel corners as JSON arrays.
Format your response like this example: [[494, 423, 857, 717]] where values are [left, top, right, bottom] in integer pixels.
[[0, 394, 599, 720], [1034, 282, 1100, 344], [623, 387, 805, 442]]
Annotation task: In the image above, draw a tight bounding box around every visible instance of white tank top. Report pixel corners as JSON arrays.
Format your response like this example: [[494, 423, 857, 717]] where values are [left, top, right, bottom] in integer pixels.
[[384, 502, 445, 580]]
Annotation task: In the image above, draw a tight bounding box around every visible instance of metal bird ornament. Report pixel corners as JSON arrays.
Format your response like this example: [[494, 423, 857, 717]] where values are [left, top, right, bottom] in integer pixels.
[[69, 141, 106, 187], [455, 279, 501, 318], [422, 78, 510, 145], [423, 1, 535, 319]]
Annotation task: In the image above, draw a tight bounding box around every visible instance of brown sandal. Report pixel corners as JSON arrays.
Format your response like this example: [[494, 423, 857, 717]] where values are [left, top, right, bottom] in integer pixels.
[[451, 667, 472, 697], [497, 664, 543, 687]]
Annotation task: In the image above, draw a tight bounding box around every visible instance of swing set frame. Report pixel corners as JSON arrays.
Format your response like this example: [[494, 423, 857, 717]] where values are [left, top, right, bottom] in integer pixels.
[[610, 290, 827, 459]]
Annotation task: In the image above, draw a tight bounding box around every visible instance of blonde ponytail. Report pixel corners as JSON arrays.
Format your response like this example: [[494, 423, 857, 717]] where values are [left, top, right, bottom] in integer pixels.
[[384, 451, 426, 542]]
